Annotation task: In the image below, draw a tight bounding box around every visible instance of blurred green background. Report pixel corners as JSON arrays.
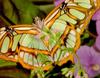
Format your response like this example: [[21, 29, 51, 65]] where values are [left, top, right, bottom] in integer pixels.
[[0, 0, 54, 25]]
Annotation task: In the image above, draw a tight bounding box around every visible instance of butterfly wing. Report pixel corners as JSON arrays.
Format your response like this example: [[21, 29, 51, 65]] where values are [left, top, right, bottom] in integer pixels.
[[18, 33, 52, 70], [0, 27, 17, 62], [44, 0, 100, 66], [0, 25, 53, 70]]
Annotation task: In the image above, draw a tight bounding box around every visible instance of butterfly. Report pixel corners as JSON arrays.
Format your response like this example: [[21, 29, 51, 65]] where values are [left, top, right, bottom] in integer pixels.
[[45, 0, 100, 34], [44, 0, 100, 64], [0, 0, 100, 70]]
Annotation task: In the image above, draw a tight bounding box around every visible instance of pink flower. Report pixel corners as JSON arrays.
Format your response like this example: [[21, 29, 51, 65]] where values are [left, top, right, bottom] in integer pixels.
[[75, 9, 100, 78], [75, 45, 100, 78], [92, 10, 100, 20], [54, 0, 64, 6]]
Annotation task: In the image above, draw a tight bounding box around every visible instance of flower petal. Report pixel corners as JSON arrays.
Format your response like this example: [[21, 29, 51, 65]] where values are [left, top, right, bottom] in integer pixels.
[[87, 47, 100, 77], [75, 46, 100, 77], [75, 46, 92, 66], [94, 36, 100, 51], [96, 21, 100, 35], [92, 10, 100, 20], [54, 0, 64, 6], [85, 65, 98, 77], [90, 47, 100, 65]]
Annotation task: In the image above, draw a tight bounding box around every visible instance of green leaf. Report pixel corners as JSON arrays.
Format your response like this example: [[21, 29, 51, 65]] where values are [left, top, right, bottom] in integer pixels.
[[81, 32, 89, 40], [0, 59, 16, 67], [37, 53, 52, 65], [87, 39, 95, 46], [61, 68, 69, 75], [2, 0, 46, 24], [30, 68, 45, 78], [2, 0, 18, 24]]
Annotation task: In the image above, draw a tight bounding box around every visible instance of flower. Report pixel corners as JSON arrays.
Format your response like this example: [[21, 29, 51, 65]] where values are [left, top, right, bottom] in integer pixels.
[[95, 20, 100, 35], [92, 10, 100, 20], [75, 9, 100, 78], [92, 10, 100, 36], [54, 0, 64, 6], [75, 46, 100, 78], [75, 72, 88, 78]]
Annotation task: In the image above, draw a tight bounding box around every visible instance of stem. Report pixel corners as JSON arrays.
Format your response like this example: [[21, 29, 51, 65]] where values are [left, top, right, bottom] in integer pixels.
[[73, 52, 87, 73], [0, 16, 10, 26], [30, 68, 45, 78], [30, 70, 34, 78], [86, 30, 96, 39], [0, 15, 15, 26]]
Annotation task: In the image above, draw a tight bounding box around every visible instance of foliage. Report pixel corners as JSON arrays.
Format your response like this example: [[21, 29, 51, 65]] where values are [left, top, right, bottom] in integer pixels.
[[0, 0, 54, 25]]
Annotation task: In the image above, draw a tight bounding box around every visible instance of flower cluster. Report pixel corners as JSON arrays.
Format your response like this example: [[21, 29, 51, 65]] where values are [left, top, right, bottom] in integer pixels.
[[75, 10, 100, 78]]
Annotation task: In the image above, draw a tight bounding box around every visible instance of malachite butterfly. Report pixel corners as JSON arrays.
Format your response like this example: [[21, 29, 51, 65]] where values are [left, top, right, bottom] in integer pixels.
[[0, 0, 100, 70]]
